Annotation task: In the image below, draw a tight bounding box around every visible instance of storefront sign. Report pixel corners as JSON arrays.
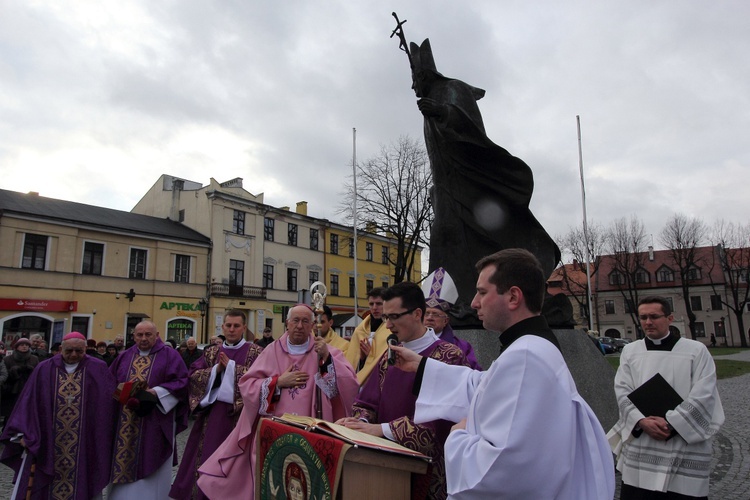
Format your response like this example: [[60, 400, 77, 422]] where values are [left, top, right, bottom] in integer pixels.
[[0, 299, 77, 312], [160, 301, 201, 311]]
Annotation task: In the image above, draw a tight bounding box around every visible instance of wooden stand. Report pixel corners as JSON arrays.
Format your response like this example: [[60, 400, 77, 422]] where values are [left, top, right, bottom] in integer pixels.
[[336, 446, 429, 500]]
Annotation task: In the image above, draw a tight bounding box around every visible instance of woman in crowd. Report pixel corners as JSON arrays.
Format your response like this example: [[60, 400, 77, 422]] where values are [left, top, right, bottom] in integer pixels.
[[2, 338, 39, 423]]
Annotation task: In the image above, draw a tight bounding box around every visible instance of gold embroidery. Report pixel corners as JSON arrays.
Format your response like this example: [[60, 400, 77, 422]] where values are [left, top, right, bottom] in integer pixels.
[[112, 354, 154, 483], [52, 369, 83, 499]]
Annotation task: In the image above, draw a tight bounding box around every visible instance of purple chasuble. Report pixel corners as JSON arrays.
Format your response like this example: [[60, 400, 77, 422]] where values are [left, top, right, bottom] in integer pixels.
[[439, 324, 482, 370], [0, 355, 117, 499], [353, 338, 468, 500], [110, 339, 188, 484], [170, 341, 263, 500]]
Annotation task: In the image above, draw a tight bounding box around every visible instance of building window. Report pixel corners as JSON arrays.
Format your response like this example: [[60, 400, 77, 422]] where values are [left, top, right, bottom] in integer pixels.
[[288, 223, 298, 246], [229, 259, 244, 286], [129, 248, 147, 279], [330, 275, 339, 296], [605, 300, 615, 314], [264, 218, 275, 241], [690, 296, 703, 311], [287, 268, 298, 291], [22, 233, 48, 270], [310, 229, 319, 250], [263, 264, 274, 289], [687, 267, 702, 281], [174, 254, 190, 283], [624, 299, 635, 313], [71, 317, 90, 336], [366, 242, 373, 261], [608, 271, 624, 286], [348, 238, 354, 258], [381, 246, 389, 264], [694, 321, 706, 337], [233, 210, 245, 235], [635, 269, 650, 284], [330, 234, 338, 255], [711, 295, 723, 310], [82, 242, 104, 275], [309, 271, 319, 287], [714, 320, 726, 337], [657, 267, 674, 282], [382, 281, 389, 288], [349, 277, 355, 297], [366, 280, 374, 293], [666, 297, 674, 312]]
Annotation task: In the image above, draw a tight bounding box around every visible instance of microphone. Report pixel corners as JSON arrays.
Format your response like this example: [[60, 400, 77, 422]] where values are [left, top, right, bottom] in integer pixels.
[[387, 334, 400, 366]]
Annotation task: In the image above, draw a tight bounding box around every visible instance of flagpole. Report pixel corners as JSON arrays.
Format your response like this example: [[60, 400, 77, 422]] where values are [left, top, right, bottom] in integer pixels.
[[352, 128, 359, 323], [577, 115, 594, 332]]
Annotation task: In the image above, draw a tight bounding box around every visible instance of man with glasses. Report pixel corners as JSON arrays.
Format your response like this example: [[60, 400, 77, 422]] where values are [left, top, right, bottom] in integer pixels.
[[197, 304, 358, 499], [338, 282, 468, 499], [608, 296, 724, 499], [422, 267, 482, 370]]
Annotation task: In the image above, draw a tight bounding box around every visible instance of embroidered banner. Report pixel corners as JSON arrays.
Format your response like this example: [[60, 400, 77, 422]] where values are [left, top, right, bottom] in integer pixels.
[[257, 419, 350, 500]]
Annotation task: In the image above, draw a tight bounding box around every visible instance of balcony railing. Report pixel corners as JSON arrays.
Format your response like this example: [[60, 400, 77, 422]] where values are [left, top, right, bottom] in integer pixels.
[[210, 283, 267, 299]]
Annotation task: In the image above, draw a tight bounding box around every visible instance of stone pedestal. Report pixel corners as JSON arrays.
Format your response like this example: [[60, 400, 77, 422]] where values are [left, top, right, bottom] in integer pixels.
[[454, 327, 619, 430]]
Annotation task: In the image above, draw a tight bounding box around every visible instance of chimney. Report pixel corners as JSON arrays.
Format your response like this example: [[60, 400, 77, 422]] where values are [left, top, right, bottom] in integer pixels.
[[296, 201, 308, 216], [170, 179, 184, 221], [648, 245, 654, 261]]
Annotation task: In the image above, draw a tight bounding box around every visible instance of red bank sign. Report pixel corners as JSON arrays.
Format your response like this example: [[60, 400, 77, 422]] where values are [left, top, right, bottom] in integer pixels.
[[0, 299, 78, 312]]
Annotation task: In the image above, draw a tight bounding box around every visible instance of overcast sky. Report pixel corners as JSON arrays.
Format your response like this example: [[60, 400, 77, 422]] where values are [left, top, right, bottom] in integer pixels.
[[2, 1, 748, 256]]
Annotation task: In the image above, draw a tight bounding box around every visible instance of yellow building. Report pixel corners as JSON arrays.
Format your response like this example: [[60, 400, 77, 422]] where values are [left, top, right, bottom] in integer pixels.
[[0, 189, 211, 347]]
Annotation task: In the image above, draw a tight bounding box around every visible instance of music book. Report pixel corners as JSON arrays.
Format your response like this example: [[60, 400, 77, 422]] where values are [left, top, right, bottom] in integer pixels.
[[272, 414, 431, 461], [627, 373, 683, 418]]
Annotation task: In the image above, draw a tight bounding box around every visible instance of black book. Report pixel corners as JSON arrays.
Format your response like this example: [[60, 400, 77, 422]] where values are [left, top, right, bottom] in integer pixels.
[[628, 373, 683, 418]]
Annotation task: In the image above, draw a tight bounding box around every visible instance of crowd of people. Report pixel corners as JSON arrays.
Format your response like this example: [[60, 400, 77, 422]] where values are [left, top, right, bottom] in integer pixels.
[[0, 249, 724, 499]]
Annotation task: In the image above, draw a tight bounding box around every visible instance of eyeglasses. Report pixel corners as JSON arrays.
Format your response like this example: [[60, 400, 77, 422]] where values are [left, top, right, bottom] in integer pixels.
[[638, 314, 667, 321], [288, 318, 312, 325], [424, 311, 447, 319], [382, 307, 417, 321]]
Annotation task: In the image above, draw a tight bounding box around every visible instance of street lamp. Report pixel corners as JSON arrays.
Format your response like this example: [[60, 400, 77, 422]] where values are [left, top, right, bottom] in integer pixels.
[[198, 298, 208, 344]]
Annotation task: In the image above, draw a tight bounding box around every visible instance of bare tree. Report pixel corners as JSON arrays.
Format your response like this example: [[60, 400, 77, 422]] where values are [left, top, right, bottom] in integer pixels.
[[605, 215, 648, 330], [338, 135, 432, 283], [659, 213, 707, 340], [555, 222, 607, 328], [708, 220, 750, 347]]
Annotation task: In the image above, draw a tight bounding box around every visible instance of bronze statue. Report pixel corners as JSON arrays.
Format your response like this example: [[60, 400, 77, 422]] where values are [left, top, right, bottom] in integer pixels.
[[392, 14, 561, 326]]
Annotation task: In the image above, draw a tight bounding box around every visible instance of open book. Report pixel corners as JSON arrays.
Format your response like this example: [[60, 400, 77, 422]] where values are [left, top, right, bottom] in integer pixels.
[[272, 414, 431, 461]]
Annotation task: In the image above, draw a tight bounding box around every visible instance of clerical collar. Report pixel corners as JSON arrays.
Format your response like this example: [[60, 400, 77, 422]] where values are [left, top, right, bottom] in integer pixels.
[[645, 331, 679, 351], [138, 349, 152, 356], [403, 328, 439, 353], [498, 316, 561, 353], [222, 338, 246, 350], [287, 336, 310, 355], [64, 361, 80, 374]]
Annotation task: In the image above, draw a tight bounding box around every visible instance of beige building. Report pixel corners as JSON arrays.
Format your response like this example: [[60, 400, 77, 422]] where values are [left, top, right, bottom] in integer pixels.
[[0, 189, 211, 347], [133, 175, 422, 340]]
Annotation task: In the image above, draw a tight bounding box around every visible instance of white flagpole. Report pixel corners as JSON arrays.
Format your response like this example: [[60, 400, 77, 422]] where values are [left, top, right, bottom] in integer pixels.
[[577, 115, 594, 332], [352, 128, 360, 323]]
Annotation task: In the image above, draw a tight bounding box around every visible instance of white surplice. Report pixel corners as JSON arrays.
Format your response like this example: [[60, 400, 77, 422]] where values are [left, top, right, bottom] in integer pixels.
[[415, 335, 614, 499], [607, 337, 724, 497]]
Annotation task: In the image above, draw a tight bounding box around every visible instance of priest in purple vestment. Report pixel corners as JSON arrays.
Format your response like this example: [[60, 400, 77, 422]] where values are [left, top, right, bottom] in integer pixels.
[[197, 304, 359, 500], [422, 267, 482, 370], [108, 321, 189, 500], [337, 282, 469, 500], [170, 309, 264, 500], [0, 332, 117, 499]]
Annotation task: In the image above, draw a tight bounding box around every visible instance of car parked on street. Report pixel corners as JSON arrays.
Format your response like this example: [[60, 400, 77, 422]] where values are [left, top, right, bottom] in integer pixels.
[[598, 337, 617, 354], [613, 338, 632, 351]]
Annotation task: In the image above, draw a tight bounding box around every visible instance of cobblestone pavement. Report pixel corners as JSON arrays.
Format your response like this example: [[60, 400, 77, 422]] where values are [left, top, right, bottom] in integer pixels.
[[1, 372, 748, 498]]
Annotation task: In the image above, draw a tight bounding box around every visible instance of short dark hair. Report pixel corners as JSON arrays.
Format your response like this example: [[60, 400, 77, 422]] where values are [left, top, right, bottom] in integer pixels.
[[224, 309, 247, 324], [321, 305, 333, 321], [475, 249, 546, 313], [367, 287, 387, 300], [638, 296, 672, 316], [382, 282, 426, 319]]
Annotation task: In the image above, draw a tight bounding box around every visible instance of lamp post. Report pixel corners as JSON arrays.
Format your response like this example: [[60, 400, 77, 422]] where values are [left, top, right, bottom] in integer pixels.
[[198, 298, 208, 344]]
